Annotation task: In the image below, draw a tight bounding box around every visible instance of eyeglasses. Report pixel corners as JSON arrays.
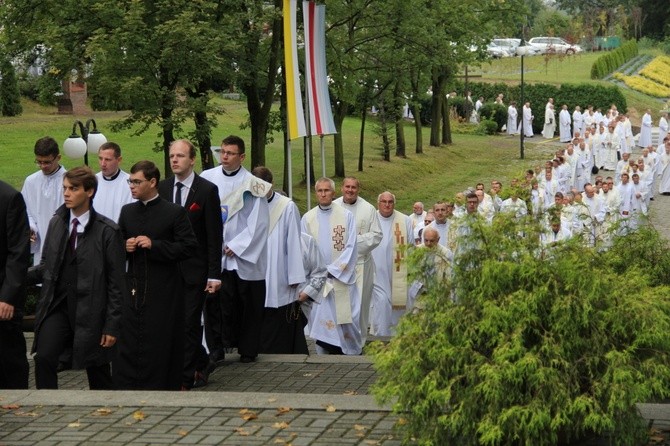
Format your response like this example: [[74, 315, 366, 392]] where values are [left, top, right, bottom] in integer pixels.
[[34, 158, 57, 166], [220, 150, 240, 157], [127, 179, 149, 186]]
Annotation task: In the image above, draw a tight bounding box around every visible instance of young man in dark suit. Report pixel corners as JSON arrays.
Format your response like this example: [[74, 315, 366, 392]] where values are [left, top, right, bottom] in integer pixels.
[[0, 180, 31, 389], [158, 139, 222, 389]]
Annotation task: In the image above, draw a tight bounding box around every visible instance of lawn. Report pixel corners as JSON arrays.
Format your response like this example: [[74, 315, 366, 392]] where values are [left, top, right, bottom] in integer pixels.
[[0, 98, 553, 214]]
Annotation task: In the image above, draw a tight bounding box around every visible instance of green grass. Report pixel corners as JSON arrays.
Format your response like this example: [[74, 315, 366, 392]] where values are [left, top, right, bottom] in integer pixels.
[[0, 97, 554, 214]]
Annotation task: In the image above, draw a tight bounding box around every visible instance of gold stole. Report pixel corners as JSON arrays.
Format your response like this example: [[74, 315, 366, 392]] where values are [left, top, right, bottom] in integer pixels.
[[390, 211, 408, 309], [304, 205, 352, 324], [221, 176, 271, 223]]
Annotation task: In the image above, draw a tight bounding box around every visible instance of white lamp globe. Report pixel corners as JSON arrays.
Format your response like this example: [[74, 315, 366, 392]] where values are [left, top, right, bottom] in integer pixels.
[[63, 136, 87, 159], [87, 131, 107, 155]]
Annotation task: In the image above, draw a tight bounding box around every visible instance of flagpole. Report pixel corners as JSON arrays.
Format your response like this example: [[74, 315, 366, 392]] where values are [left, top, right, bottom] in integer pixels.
[[287, 139, 293, 198], [306, 91, 312, 209], [320, 135, 326, 177]]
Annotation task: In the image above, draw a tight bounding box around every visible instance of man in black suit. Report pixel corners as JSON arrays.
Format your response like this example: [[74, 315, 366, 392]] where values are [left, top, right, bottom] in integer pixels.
[[0, 180, 31, 388], [158, 139, 222, 389]]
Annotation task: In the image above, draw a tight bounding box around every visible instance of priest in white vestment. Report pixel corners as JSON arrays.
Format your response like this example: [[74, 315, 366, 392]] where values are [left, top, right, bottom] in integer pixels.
[[542, 104, 556, 138], [333, 177, 382, 346], [522, 102, 534, 137], [370, 192, 413, 337], [251, 167, 307, 354], [598, 180, 621, 249], [574, 143, 592, 191], [94, 142, 134, 222], [638, 110, 653, 148], [507, 103, 519, 135], [572, 106, 583, 138], [658, 142, 670, 195], [302, 177, 362, 355], [659, 112, 668, 143], [21, 136, 67, 265], [559, 105, 572, 142], [602, 125, 618, 171], [200, 135, 270, 363]]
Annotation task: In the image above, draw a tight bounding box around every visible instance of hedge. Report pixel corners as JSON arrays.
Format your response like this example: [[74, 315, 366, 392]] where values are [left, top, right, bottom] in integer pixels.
[[590, 40, 639, 79], [439, 81, 627, 134]]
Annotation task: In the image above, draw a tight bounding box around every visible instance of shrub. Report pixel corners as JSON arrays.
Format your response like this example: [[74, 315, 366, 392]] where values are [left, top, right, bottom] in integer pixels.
[[372, 215, 670, 446], [590, 40, 638, 79], [478, 103, 507, 131], [477, 118, 498, 135], [0, 57, 23, 116]]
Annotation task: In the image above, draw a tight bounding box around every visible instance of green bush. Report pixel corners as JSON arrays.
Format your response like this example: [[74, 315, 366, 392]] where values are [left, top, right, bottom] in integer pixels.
[[372, 215, 670, 446], [0, 57, 23, 116], [478, 103, 507, 131], [477, 118, 498, 135], [590, 40, 639, 79]]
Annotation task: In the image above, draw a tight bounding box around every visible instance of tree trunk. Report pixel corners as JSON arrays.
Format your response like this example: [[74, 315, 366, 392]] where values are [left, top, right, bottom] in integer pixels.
[[358, 106, 366, 171], [441, 96, 452, 145], [429, 75, 442, 147], [411, 103, 423, 154], [161, 105, 175, 177], [379, 99, 390, 162], [394, 81, 406, 158], [186, 83, 215, 171], [333, 101, 348, 177]]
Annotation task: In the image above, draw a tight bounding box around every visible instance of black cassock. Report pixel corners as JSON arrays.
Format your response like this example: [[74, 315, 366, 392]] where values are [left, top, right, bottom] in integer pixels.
[[113, 197, 197, 390]]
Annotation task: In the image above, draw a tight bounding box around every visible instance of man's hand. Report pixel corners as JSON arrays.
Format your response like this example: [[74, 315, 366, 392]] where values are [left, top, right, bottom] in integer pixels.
[[100, 334, 117, 348], [224, 246, 235, 257], [204, 280, 221, 294], [297, 292, 309, 303], [0, 302, 14, 320], [135, 236, 152, 249], [126, 237, 137, 252]]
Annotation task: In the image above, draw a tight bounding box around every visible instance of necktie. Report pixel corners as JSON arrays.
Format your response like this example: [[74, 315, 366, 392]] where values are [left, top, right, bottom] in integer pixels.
[[175, 182, 184, 207], [69, 218, 79, 252]]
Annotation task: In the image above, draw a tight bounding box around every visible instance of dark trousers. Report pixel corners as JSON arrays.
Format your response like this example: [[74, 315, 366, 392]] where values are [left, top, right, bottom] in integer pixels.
[[204, 291, 224, 355], [0, 321, 29, 389], [183, 283, 209, 387], [34, 308, 113, 390], [220, 270, 266, 358]]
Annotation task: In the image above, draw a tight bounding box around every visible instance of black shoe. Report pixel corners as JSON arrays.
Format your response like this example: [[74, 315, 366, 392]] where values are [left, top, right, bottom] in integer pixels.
[[192, 370, 209, 388], [240, 355, 256, 363], [209, 349, 225, 365]]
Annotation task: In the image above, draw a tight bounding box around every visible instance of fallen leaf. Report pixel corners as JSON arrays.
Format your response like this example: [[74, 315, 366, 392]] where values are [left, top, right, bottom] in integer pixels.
[[303, 373, 312, 377], [67, 421, 81, 428], [132, 410, 145, 421], [324, 404, 336, 412], [1, 404, 20, 410], [395, 417, 407, 426], [267, 398, 277, 403], [178, 429, 188, 436], [274, 440, 286, 444], [342, 390, 358, 396], [234, 427, 250, 436], [354, 424, 367, 431], [93, 408, 113, 416], [239, 409, 257, 421], [276, 406, 291, 415], [273, 421, 290, 429], [14, 411, 39, 417]]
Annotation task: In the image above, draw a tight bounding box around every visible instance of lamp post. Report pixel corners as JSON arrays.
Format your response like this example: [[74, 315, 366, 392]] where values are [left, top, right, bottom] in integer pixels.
[[516, 41, 529, 160], [62, 119, 107, 166]]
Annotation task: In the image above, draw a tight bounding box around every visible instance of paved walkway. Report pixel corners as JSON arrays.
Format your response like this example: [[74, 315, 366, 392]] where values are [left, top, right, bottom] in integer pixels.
[[2, 144, 670, 445]]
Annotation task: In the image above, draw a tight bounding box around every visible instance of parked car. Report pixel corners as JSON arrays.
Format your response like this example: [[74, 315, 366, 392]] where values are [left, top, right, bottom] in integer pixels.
[[491, 38, 541, 56], [528, 37, 583, 55], [486, 42, 512, 58]]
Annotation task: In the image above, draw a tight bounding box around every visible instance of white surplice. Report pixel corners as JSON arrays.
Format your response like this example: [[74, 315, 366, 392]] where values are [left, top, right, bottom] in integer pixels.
[[94, 170, 134, 223], [21, 165, 67, 265]]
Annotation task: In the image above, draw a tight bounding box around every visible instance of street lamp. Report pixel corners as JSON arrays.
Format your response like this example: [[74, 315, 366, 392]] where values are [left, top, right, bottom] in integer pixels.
[[62, 119, 107, 166], [516, 41, 530, 160]]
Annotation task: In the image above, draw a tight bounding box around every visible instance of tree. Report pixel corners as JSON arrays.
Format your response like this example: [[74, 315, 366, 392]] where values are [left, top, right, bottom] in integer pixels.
[[373, 215, 670, 445], [0, 54, 23, 117]]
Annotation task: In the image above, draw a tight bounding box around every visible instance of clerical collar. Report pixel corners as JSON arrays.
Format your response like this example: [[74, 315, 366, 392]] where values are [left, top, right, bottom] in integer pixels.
[[103, 169, 121, 181], [141, 194, 160, 205], [45, 165, 63, 177], [267, 191, 275, 203], [318, 204, 332, 211], [222, 166, 241, 177]]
